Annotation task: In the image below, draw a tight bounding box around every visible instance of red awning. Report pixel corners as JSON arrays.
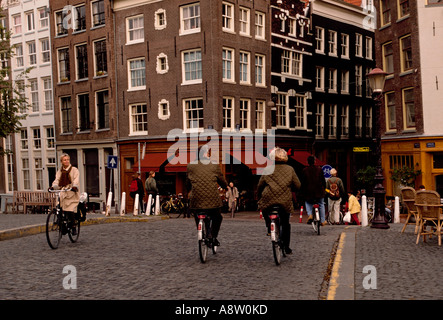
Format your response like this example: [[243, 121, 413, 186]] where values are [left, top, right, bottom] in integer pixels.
[[290, 151, 327, 167], [229, 150, 270, 174], [133, 153, 167, 172], [164, 152, 197, 172]]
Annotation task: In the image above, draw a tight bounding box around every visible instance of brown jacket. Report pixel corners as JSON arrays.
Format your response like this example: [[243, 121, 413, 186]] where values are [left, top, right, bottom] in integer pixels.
[[186, 160, 228, 210], [257, 163, 301, 214]]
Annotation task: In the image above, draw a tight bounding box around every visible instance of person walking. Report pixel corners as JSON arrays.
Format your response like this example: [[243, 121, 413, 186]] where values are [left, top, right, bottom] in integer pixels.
[[130, 172, 145, 214], [257, 147, 301, 254], [346, 190, 361, 225], [226, 182, 239, 218], [301, 155, 327, 226], [326, 168, 346, 224], [145, 171, 159, 214]]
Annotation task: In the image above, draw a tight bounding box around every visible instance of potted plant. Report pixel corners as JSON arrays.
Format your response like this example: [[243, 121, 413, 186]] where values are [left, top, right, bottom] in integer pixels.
[[390, 166, 421, 188]]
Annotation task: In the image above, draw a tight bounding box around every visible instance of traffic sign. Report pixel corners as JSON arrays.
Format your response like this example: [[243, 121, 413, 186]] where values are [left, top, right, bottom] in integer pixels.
[[322, 164, 332, 178], [107, 155, 118, 169]]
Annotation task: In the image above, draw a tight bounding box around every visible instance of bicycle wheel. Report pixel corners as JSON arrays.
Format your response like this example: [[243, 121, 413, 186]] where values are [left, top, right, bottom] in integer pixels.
[[68, 218, 81, 243], [316, 220, 321, 235], [46, 209, 61, 249], [161, 202, 170, 215], [198, 222, 208, 263], [272, 224, 282, 265]]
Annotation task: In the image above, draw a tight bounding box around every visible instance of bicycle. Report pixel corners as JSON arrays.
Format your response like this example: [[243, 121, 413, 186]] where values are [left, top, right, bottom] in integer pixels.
[[197, 212, 218, 263], [268, 205, 286, 265], [161, 193, 185, 217], [46, 189, 81, 249], [311, 204, 321, 235], [326, 204, 345, 225]]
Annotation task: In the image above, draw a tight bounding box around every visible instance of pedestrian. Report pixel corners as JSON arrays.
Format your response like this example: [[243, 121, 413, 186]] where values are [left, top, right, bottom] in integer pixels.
[[326, 168, 346, 224], [49, 153, 80, 235], [186, 145, 228, 247], [145, 171, 159, 214], [346, 190, 361, 225], [301, 155, 327, 226], [226, 182, 239, 218], [130, 172, 145, 214], [257, 147, 301, 254]]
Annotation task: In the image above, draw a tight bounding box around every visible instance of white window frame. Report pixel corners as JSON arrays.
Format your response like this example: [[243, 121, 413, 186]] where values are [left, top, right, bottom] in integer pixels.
[[315, 103, 324, 138], [276, 93, 289, 128], [355, 106, 362, 137], [126, 15, 144, 44], [365, 36, 373, 59], [239, 7, 250, 37], [182, 49, 202, 85], [46, 127, 55, 149], [223, 97, 235, 131], [38, 7, 49, 29], [26, 10, 35, 32], [355, 33, 363, 57], [255, 100, 265, 132], [255, 54, 265, 87], [328, 68, 337, 93], [315, 66, 324, 91], [32, 127, 41, 150], [129, 103, 148, 136], [340, 105, 349, 139], [328, 30, 337, 56], [281, 50, 302, 77], [341, 34, 349, 58], [222, 48, 235, 83], [28, 41, 36, 65], [15, 44, 23, 68], [154, 9, 167, 30], [328, 104, 337, 139], [255, 11, 265, 40], [341, 70, 349, 94], [156, 53, 169, 74], [29, 79, 39, 112], [183, 97, 204, 132], [158, 99, 170, 120], [294, 95, 306, 129], [40, 38, 50, 63], [127, 57, 146, 91], [43, 77, 53, 111], [222, 2, 234, 33], [13, 14, 22, 35], [180, 3, 201, 35], [239, 51, 250, 85], [315, 27, 324, 53], [239, 99, 251, 131]]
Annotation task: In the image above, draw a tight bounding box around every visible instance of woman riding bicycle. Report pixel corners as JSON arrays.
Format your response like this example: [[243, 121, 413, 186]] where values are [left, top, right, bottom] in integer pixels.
[[257, 147, 301, 254], [49, 154, 80, 234]]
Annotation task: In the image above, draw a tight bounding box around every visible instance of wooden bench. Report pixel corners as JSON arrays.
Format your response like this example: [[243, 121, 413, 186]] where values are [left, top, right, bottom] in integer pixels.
[[11, 191, 57, 214]]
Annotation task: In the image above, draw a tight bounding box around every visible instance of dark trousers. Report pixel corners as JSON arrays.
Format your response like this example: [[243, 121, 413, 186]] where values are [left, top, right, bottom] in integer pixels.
[[192, 207, 223, 238], [263, 207, 291, 249]]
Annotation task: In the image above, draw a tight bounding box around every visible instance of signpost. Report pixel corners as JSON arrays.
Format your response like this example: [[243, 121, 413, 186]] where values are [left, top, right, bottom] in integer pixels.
[[106, 156, 118, 216], [322, 164, 332, 179]]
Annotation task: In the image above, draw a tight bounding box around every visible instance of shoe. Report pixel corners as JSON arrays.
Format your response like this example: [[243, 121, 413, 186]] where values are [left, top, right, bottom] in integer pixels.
[[307, 215, 313, 224], [321, 222, 327, 226], [284, 247, 293, 254], [212, 238, 220, 247]]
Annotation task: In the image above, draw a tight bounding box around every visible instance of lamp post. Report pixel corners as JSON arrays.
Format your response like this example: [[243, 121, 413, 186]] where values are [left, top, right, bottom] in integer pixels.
[[367, 68, 389, 229]]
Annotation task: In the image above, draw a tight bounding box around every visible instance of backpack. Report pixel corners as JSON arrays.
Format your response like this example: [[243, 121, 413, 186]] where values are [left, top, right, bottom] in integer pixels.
[[329, 178, 340, 199], [129, 179, 138, 193]]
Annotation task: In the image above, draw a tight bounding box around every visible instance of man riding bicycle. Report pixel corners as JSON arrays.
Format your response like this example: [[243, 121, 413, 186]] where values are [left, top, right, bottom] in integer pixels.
[[186, 145, 228, 247], [257, 147, 301, 254]]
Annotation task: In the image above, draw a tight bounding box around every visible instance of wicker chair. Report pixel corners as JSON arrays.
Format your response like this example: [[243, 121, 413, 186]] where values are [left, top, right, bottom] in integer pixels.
[[414, 190, 443, 246], [400, 187, 419, 234]]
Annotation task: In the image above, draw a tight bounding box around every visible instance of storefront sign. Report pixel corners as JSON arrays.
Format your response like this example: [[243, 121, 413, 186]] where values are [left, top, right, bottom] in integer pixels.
[[426, 142, 435, 148], [353, 147, 370, 152]]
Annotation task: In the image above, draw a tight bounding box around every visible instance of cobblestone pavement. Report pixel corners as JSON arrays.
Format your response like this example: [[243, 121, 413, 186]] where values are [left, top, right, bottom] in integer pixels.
[[0, 215, 344, 300]]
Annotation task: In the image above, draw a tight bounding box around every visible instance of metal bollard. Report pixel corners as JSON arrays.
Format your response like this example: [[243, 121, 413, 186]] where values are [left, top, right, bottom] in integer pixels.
[[361, 195, 368, 227], [394, 196, 400, 223], [120, 192, 126, 216]]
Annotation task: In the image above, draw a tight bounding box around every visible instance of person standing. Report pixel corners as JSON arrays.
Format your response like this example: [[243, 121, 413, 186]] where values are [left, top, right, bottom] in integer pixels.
[[226, 182, 239, 218], [326, 168, 346, 224], [301, 155, 327, 226], [145, 171, 159, 214], [130, 173, 145, 214]]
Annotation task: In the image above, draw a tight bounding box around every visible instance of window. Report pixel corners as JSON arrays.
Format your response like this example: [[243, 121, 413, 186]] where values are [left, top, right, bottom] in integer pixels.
[[328, 68, 337, 93], [5, 135, 14, 191], [184, 98, 204, 130], [341, 70, 349, 94], [22, 158, 30, 190], [60, 96, 72, 133], [94, 39, 107, 76], [223, 97, 234, 130], [239, 99, 250, 130], [182, 49, 202, 84], [76, 44, 88, 80], [46, 127, 55, 149], [341, 34, 349, 58], [28, 41, 36, 65], [400, 35, 412, 72], [355, 34, 362, 57], [92, 0, 105, 27], [255, 54, 265, 86], [316, 66, 324, 91], [402, 88, 415, 128], [55, 10, 68, 36], [96, 90, 109, 130], [155, 9, 167, 30], [355, 65, 362, 96], [180, 3, 200, 34], [315, 103, 324, 138], [26, 11, 35, 32], [328, 104, 337, 138], [30, 79, 39, 112], [239, 7, 250, 36], [294, 95, 306, 129], [276, 94, 288, 128], [33, 128, 41, 149], [222, 48, 234, 82], [158, 99, 170, 120], [13, 14, 22, 35], [128, 58, 146, 89], [78, 93, 90, 131], [41, 38, 50, 63], [385, 91, 396, 131], [239, 51, 250, 84], [365, 67, 373, 97], [315, 27, 324, 53], [39, 7, 49, 29], [380, 0, 391, 26], [58, 48, 70, 82], [355, 106, 362, 137], [130, 104, 148, 135], [398, 0, 410, 18], [74, 5, 86, 32], [340, 105, 349, 138], [255, 100, 265, 131], [156, 53, 169, 74], [382, 42, 394, 74], [15, 44, 23, 68], [365, 107, 373, 137], [35, 158, 43, 190], [255, 12, 265, 39], [20, 129, 28, 150], [127, 15, 144, 43], [281, 50, 301, 77], [365, 37, 373, 59], [43, 78, 52, 111], [222, 2, 234, 32], [328, 30, 337, 56]]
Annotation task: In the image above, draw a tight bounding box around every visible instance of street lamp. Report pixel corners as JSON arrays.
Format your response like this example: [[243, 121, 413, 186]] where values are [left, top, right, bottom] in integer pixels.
[[366, 67, 389, 229]]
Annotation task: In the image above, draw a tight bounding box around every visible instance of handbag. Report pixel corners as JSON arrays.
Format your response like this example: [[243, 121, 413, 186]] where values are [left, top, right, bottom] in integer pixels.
[[343, 211, 351, 223]]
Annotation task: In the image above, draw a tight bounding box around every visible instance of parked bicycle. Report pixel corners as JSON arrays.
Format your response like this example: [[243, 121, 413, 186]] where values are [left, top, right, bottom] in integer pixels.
[[197, 212, 218, 263], [160, 193, 185, 217], [268, 205, 286, 265], [46, 189, 87, 249]]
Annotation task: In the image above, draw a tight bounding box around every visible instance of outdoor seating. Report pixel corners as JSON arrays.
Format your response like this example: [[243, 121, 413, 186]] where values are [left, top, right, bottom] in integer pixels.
[[400, 187, 419, 234], [414, 190, 443, 246]]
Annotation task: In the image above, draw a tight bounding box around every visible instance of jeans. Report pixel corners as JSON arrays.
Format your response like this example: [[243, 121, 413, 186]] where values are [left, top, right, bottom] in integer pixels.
[[305, 198, 326, 223]]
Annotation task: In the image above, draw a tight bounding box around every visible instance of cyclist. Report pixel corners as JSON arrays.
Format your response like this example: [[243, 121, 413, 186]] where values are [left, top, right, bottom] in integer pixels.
[[257, 147, 301, 254], [49, 153, 80, 235], [301, 155, 327, 226], [186, 145, 228, 247]]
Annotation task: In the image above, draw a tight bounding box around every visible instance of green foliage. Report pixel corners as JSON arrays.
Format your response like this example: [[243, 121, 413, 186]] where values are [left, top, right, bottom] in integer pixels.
[[390, 166, 421, 187], [356, 166, 377, 192]]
